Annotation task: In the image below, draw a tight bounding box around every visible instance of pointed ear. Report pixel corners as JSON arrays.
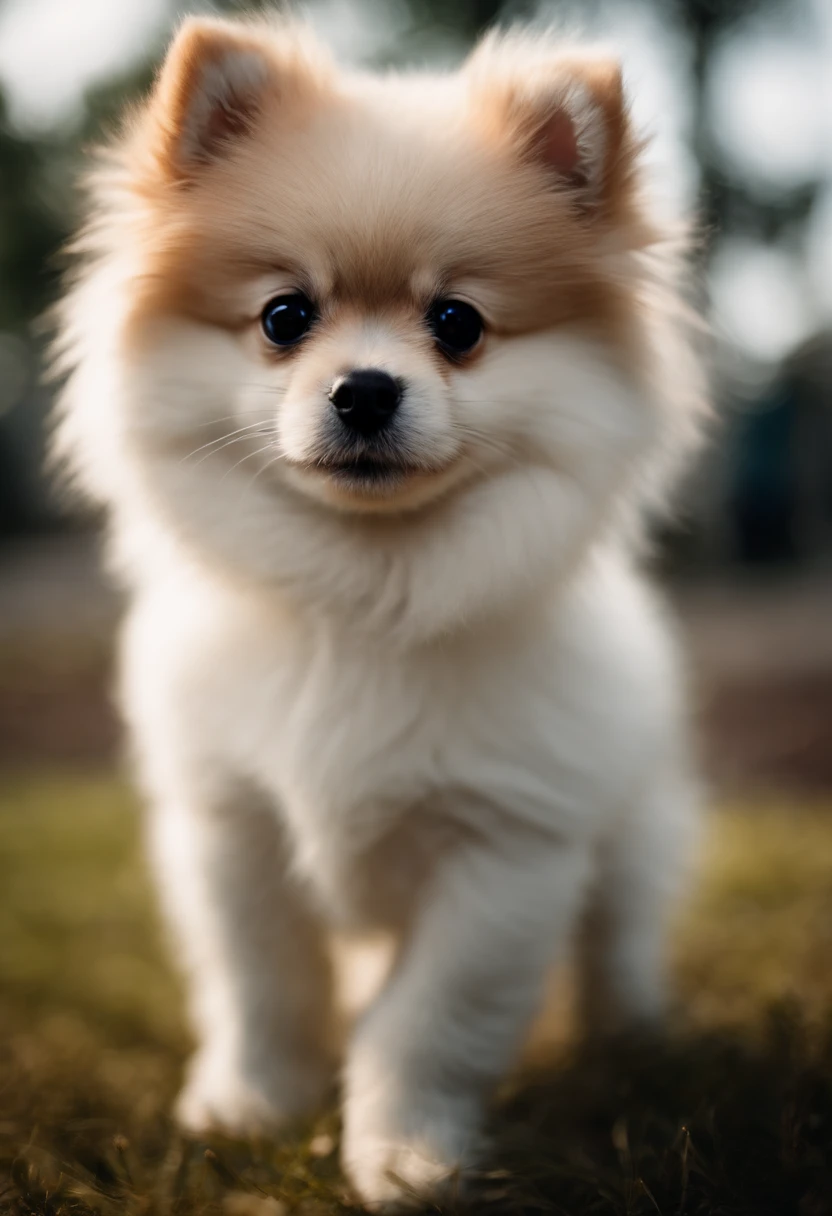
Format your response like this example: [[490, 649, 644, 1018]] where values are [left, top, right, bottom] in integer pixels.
[[467, 38, 633, 214], [143, 18, 281, 182]]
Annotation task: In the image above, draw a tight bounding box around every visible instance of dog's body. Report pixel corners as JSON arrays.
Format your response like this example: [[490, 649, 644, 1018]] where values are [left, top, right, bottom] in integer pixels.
[[55, 17, 705, 1207]]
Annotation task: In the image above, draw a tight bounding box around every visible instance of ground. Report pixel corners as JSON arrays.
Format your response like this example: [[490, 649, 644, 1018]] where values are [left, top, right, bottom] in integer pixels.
[[2, 772, 832, 1215]]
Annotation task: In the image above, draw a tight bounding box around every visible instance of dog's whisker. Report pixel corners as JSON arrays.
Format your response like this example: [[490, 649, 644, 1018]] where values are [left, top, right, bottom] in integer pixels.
[[221, 441, 277, 484], [190, 412, 276, 428], [245, 450, 286, 494], [182, 422, 273, 465], [154, 380, 286, 396]]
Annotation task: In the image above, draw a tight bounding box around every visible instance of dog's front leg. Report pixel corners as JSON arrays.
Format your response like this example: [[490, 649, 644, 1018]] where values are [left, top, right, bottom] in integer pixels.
[[147, 789, 337, 1137], [342, 832, 591, 1208]]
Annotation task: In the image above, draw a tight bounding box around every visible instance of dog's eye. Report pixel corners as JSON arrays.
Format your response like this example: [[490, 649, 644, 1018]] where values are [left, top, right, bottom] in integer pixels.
[[428, 299, 484, 357], [261, 293, 316, 347]]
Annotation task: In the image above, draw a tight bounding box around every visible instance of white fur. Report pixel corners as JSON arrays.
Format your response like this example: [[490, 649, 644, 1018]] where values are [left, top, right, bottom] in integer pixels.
[[54, 23, 704, 1209], [120, 522, 698, 1203]]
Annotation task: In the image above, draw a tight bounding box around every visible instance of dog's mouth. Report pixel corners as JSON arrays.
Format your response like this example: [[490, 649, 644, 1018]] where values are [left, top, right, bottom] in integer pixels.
[[282, 442, 467, 512], [318, 455, 416, 486], [293, 450, 442, 493]]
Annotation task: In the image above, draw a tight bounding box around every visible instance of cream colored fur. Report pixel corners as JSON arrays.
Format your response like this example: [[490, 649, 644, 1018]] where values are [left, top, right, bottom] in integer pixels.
[[53, 17, 705, 1209]]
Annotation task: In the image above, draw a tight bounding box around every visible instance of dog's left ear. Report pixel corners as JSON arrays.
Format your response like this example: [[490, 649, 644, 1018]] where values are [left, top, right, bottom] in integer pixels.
[[466, 37, 634, 215]]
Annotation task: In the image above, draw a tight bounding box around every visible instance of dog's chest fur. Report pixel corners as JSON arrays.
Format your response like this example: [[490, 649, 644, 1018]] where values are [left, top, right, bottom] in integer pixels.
[[123, 557, 662, 928], [234, 610, 562, 925]]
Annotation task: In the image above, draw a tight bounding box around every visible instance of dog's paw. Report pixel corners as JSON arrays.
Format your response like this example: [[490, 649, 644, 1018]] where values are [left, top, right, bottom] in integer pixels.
[[175, 1049, 331, 1139], [344, 1134, 468, 1210], [342, 1112, 480, 1211]]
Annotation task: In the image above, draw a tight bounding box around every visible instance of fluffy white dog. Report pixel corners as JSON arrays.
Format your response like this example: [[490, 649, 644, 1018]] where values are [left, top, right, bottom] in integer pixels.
[[54, 16, 705, 1208]]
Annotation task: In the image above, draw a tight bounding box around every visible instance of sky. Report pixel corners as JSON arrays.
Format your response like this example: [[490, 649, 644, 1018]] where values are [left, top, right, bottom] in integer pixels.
[[0, 0, 830, 368]]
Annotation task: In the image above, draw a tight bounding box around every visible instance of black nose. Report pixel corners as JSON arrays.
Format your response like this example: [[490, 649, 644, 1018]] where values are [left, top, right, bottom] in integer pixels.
[[329, 369, 402, 436]]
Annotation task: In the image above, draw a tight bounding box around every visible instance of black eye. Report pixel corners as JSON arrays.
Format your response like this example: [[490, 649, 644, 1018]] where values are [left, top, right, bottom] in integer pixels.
[[261, 293, 316, 347], [428, 298, 484, 357]]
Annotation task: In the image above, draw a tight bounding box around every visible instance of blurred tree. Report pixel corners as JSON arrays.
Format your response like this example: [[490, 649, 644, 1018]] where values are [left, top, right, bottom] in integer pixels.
[[0, 88, 65, 331], [0, 86, 69, 532], [665, 0, 828, 564], [671, 0, 820, 247]]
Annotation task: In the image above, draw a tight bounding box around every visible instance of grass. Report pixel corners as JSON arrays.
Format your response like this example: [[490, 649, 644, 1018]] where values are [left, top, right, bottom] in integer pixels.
[[2, 773, 832, 1214]]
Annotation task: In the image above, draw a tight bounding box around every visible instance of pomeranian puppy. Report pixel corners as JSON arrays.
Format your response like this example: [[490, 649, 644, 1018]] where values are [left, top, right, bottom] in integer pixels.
[[54, 14, 705, 1208]]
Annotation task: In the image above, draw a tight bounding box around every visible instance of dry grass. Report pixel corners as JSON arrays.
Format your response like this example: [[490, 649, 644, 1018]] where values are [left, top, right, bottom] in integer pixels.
[[2, 773, 832, 1214]]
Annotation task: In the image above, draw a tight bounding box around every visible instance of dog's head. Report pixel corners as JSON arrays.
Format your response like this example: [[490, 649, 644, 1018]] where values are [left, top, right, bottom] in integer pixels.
[[56, 18, 703, 618]]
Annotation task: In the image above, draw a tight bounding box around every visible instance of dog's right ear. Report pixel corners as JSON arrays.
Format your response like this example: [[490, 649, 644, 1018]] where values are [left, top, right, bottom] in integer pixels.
[[141, 18, 315, 184]]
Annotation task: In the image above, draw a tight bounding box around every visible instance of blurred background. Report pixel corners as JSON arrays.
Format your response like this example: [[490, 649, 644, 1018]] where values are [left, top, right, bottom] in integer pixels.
[[2, 2, 832, 1212]]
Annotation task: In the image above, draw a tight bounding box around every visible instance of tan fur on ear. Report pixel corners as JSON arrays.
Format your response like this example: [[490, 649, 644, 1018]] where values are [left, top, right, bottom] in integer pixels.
[[466, 33, 635, 217], [147, 18, 274, 181], [141, 17, 328, 186]]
